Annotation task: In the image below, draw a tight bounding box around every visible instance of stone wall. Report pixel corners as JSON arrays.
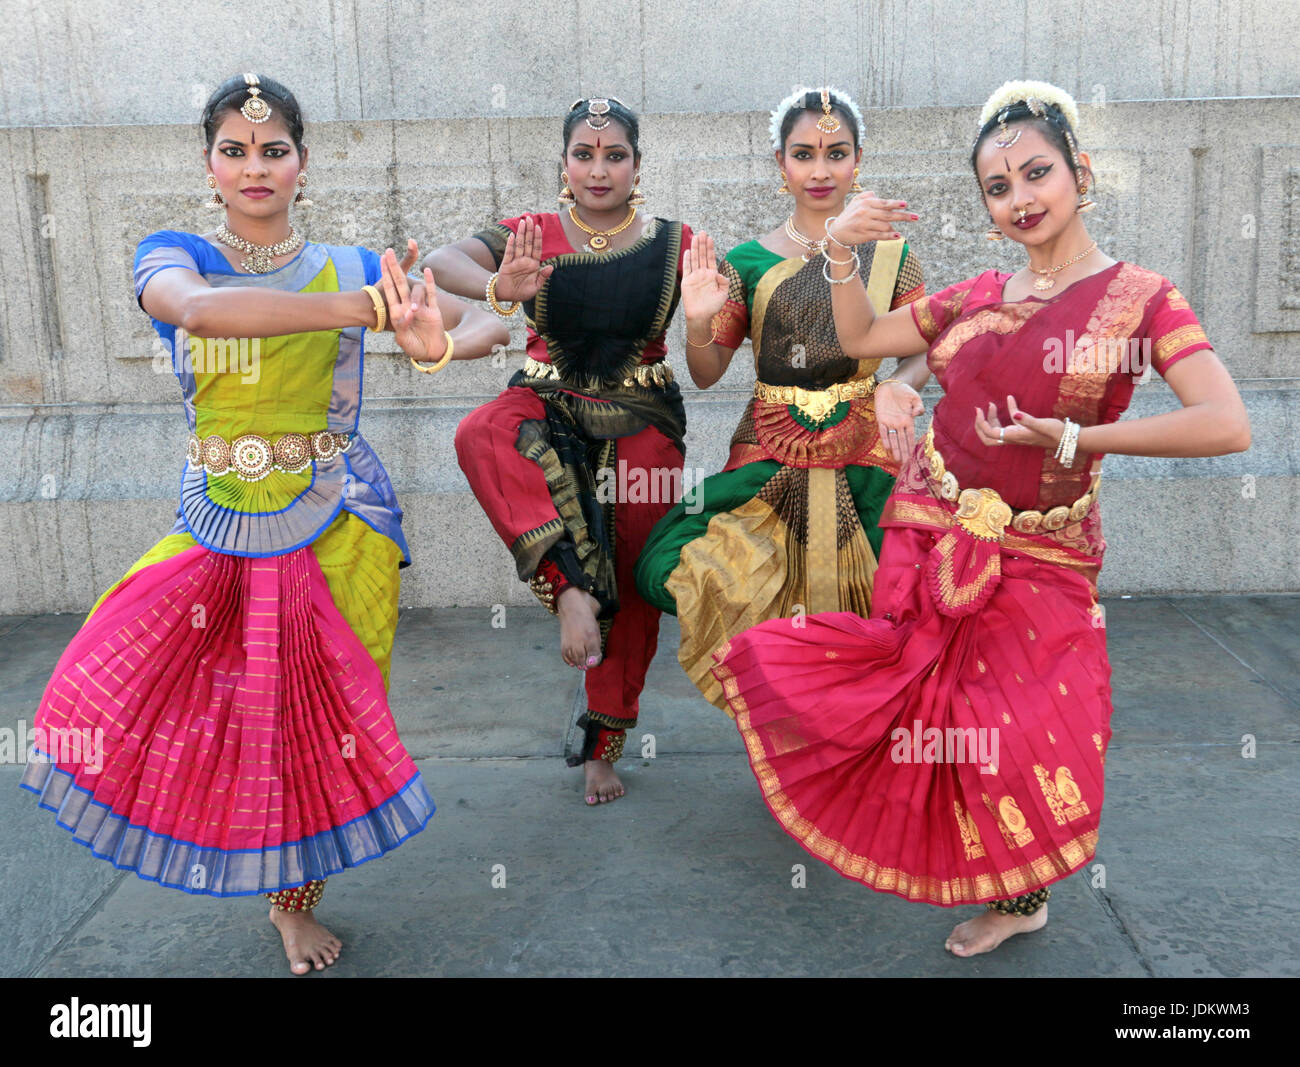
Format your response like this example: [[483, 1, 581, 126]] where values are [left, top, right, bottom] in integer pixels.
[[1, 2, 1296, 611]]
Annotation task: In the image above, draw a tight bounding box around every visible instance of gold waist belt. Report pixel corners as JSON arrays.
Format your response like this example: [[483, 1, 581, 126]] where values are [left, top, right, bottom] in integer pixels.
[[186, 430, 353, 481], [522, 355, 674, 389], [753, 377, 876, 425], [923, 428, 1100, 538]]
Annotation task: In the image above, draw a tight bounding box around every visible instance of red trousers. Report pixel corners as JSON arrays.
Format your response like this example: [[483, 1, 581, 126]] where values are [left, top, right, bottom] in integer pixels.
[[455, 386, 680, 726]]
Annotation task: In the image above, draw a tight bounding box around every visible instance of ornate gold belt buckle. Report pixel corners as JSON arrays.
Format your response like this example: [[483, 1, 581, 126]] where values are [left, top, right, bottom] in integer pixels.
[[792, 386, 837, 424]]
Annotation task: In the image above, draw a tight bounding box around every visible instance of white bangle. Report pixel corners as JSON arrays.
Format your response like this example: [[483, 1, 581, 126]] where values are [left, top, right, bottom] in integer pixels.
[[1054, 418, 1080, 468], [824, 215, 852, 250], [822, 247, 861, 285]]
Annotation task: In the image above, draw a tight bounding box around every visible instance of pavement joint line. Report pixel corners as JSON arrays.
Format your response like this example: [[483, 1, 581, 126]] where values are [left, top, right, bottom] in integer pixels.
[[1087, 878, 1157, 979], [28, 869, 127, 979], [1165, 597, 1298, 710], [0, 615, 35, 640]]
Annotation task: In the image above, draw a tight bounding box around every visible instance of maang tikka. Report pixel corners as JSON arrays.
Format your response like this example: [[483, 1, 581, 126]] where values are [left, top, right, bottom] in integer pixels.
[[240, 73, 271, 124]]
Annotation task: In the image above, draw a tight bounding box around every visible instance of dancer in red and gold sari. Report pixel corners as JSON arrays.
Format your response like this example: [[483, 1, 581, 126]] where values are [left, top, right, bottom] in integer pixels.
[[711, 81, 1251, 957]]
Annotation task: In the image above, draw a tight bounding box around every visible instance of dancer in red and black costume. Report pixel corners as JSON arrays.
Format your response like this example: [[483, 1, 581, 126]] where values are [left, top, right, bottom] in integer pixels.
[[424, 97, 693, 805]]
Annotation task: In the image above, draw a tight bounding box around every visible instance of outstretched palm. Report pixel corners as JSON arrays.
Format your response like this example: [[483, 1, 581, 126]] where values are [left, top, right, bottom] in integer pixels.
[[495, 215, 554, 302], [380, 247, 447, 363], [681, 232, 729, 321]]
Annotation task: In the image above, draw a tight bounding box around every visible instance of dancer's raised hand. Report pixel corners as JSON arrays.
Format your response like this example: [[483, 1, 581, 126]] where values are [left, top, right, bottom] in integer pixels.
[[826, 192, 918, 247], [681, 232, 730, 322], [494, 216, 555, 302], [380, 248, 448, 364]]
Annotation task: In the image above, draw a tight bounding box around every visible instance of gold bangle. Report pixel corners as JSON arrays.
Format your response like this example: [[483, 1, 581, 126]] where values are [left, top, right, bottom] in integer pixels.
[[486, 273, 521, 317], [410, 331, 455, 374], [686, 331, 718, 348], [877, 377, 907, 388], [361, 284, 386, 331]]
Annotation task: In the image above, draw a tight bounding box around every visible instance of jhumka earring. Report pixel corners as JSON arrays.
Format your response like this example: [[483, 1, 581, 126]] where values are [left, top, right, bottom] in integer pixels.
[[777, 171, 790, 195], [558, 170, 576, 204], [294, 172, 313, 207], [206, 174, 224, 208], [850, 166, 864, 194], [1076, 181, 1095, 213], [985, 220, 1005, 241], [627, 171, 646, 206]]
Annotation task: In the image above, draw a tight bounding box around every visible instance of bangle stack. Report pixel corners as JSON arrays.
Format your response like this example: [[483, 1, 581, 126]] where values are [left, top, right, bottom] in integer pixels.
[[486, 272, 521, 318], [822, 246, 861, 285], [361, 284, 386, 331], [410, 332, 455, 374], [1055, 417, 1080, 468]]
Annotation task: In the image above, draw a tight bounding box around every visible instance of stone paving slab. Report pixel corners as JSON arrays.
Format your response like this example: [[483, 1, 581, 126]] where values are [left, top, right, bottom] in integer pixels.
[[2, 595, 1297, 977]]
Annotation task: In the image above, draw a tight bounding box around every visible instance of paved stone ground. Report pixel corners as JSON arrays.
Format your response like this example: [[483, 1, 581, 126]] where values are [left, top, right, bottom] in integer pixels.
[[2, 595, 1296, 978]]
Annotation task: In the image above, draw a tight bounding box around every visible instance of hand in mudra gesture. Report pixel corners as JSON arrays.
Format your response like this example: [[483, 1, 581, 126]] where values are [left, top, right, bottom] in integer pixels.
[[973, 395, 1066, 450], [875, 380, 925, 464], [494, 215, 555, 302], [380, 246, 448, 363], [680, 232, 729, 322], [826, 191, 917, 247]]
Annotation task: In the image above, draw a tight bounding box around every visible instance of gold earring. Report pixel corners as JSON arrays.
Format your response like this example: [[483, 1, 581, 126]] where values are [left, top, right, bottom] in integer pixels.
[[206, 174, 224, 208], [294, 172, 314, 207], [1076, 183, 1095, 213], [627, 171, 646, 206], [558, 170, 576, 204], [777, 171, 790, 195], [850, 167, 864, 194], [986, 222, 1005, 242]]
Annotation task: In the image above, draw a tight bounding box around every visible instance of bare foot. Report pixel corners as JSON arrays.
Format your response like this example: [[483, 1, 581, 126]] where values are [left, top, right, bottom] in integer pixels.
[[583, 758, 625, 806], [270, 907, 343, 975], [945, 903, 1048, 957], [557, 587, 602, 670]]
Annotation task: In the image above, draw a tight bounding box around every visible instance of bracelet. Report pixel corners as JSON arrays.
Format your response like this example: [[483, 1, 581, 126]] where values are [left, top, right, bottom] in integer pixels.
[[486, 273, 521, 318], [876, 377, 907, 389], [686, 323, 719, 348], [822, 248, 861, 285], [410, 331, 455, 374], [1054, 417, 1080, 468], [361, 284, 386, 331], [823, 215, 852, 250]]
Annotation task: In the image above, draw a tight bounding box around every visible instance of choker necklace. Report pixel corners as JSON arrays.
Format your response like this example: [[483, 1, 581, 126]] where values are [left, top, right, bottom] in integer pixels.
[[568, 206, 638, 253], [784, 216, 828, 261], [1031, 240, 1098, 291], [215, 224, 303, 274]]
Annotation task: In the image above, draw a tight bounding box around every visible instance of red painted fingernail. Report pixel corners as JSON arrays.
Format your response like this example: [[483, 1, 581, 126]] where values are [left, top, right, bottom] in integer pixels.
[[1013, 412, 1024, 419]]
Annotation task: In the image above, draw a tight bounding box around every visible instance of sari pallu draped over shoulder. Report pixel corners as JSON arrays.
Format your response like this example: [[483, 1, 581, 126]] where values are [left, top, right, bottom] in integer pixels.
[[710, 261, 1213, 905]]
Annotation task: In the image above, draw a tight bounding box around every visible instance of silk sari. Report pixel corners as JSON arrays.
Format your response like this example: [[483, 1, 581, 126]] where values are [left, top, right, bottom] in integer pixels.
[[712, 262, 1212, 904]]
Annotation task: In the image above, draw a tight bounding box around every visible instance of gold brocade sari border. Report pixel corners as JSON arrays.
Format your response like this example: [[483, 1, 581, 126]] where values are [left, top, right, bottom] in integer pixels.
[[712, 663, 1099, 904], [851, 238, 904, 382]]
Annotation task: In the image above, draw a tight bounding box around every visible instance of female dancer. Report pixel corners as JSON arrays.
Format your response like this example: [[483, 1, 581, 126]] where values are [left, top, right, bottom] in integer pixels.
[[635, 87, 926, 708], [710, 81, 1250, 956], [423, 98, 693, 806], [19, 73, 505, 975]]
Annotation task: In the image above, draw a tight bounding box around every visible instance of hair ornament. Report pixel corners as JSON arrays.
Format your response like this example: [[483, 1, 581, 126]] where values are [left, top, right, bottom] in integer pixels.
[[240, 72, 271, 124], [769, 85, 866, 150], [978, 80, 1080, 135]]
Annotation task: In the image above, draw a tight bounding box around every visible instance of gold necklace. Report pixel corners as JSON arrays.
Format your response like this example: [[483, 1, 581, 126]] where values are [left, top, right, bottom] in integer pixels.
[[568, 206, 637, 253], [215, 224, 302, 274], [784, 216, 828, 261], [1030, 240, 1098, 291]]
